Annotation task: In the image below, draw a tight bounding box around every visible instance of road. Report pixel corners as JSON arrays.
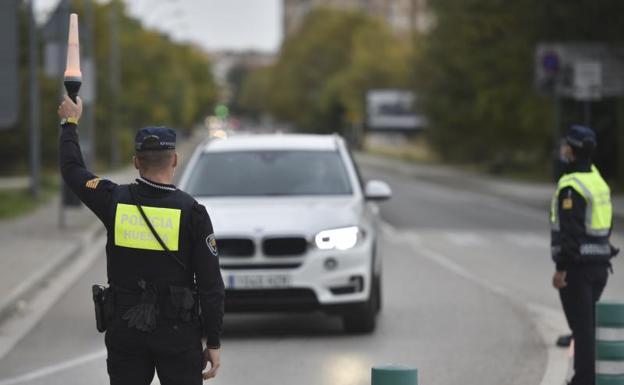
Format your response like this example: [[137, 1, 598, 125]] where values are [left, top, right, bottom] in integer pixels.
[[0, 161, 623, 385]]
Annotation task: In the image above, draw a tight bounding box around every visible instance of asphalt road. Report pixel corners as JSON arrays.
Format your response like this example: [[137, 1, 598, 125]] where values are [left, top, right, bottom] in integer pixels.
[[1, 162, 623, 385]]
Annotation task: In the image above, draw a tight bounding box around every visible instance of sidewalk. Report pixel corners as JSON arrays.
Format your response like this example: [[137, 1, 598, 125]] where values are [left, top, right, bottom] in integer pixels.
[[0, 131, 205, 328], [356, 152, 624, 219], [0, 177, 29, 191]]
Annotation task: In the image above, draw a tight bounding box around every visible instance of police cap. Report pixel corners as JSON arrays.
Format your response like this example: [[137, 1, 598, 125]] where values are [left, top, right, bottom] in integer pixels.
[[135, 127, 176, 152], [565, 125, 596, 149]]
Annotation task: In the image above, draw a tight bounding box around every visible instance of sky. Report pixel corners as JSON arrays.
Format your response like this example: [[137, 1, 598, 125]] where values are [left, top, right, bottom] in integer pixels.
[[35, 0, 283, 52]]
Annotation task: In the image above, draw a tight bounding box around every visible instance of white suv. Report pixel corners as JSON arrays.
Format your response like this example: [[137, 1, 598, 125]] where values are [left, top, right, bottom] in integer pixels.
[[178, 134, 391, 333]]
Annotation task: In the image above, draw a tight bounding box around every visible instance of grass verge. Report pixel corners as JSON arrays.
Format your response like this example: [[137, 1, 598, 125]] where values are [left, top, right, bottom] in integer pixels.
[[0, 177, 58, 219]]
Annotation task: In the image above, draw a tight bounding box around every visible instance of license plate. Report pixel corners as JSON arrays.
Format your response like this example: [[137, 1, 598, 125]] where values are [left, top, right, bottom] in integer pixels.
[[227, 274, 291, 289]]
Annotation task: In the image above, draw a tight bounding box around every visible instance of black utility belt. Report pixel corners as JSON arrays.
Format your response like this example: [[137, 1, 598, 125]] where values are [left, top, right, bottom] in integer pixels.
[[92, 284, 197, 333]]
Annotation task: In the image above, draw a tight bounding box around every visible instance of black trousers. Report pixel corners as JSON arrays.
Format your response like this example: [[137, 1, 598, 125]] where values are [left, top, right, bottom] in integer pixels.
[[105, 317, 203, 385], [559, 265, 608, 385]]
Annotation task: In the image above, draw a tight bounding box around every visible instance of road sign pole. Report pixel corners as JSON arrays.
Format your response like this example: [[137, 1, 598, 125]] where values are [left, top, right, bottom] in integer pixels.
[[584, 101, 592, 128], [552, 94, 561, 181]]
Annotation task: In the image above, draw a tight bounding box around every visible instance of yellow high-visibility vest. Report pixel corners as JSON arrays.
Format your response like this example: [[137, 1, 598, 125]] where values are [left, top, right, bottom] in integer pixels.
[[550, 165, 612, 237]]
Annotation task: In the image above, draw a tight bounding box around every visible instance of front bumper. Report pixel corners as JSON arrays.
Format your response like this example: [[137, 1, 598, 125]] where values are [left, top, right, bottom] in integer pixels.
[[221, 238, 374, 312]]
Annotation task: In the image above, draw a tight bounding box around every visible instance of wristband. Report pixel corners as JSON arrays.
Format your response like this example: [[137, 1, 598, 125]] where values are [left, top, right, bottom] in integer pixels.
[[61, 117, 79, 125]]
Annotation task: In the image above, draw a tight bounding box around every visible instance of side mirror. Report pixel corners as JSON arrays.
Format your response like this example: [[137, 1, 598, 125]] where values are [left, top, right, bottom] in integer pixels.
[[364, 180, 392, 201]]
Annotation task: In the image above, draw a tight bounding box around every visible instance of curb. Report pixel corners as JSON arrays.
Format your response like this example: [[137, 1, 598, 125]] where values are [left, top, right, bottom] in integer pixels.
[[0, 219, 104, 325]]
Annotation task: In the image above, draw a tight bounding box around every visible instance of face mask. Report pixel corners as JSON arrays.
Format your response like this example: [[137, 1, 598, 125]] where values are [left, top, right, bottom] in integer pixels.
[[559, 154, 571, 164]]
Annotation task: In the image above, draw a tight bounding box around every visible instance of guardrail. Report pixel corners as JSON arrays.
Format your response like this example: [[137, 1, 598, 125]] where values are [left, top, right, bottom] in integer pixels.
[[596, 302, 624, 385], [372, 365, 417, 385]]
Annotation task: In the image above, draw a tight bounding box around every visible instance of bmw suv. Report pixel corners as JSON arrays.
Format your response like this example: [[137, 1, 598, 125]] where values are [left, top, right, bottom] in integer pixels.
[[178, 134, 391, 333]]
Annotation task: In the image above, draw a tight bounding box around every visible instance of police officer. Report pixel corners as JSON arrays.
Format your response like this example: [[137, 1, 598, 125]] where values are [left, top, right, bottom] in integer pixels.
[[58, 95, 225, 385], [551, 124, 617, 385]]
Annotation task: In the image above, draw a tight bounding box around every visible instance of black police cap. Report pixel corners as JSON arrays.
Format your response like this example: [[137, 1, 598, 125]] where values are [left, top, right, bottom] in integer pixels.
[[135, 127, 176, 151], [565, 125, 596, 149]]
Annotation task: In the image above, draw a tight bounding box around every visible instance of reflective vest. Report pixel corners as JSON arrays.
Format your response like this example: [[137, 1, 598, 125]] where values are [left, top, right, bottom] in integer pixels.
[[550, 165, 613, 263]]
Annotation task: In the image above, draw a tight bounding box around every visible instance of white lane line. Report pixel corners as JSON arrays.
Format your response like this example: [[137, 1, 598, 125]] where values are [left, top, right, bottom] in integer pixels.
[[0, 350, 106, 385], [444, 232, 484, 247], [502, 233, 549, 249], [382, 223, 569, 385]]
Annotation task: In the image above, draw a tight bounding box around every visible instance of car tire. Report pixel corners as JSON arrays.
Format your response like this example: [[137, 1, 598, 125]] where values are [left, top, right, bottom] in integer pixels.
[[342, 276, 379, 334]]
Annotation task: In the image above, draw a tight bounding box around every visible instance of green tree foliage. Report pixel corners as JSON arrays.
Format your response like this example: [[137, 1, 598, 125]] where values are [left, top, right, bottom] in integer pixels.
[[415, 0, 551, 164], [239, 8, 410, 134], [0, 0, 217, 174], [416, 0, 624, 173], [238, 66, 272, 120]]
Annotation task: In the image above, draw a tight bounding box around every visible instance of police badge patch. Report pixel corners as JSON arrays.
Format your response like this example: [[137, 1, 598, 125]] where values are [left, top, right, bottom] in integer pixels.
[[206, 234, 218, 256]]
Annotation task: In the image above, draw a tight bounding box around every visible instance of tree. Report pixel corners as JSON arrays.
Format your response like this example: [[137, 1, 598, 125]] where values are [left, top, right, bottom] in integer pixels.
[[415, 0, 624, 177], [414, 0, 551, 164], [0, 0, 218, 173], [251, 8, 410, 135]]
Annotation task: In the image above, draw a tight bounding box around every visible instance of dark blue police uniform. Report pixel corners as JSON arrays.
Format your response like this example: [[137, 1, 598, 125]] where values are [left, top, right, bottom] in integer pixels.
[[59, 124, 224, 385]]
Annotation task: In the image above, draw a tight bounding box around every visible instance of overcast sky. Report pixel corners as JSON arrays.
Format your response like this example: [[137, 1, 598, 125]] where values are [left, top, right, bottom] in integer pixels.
[[35, 0, 283, 52]]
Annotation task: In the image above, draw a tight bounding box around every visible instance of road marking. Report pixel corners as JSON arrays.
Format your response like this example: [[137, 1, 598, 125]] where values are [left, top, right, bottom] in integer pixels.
[[502, 233, 549, 248], [444, 232, 484, 247], [381, 222, 569, 385], [0, 350, 106, 385], [0, 235, 105, 361]]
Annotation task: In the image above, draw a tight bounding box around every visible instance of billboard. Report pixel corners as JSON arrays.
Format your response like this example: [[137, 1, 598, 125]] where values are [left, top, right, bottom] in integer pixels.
[[366, 90, 427, 131], [0, 0, 19, 129]]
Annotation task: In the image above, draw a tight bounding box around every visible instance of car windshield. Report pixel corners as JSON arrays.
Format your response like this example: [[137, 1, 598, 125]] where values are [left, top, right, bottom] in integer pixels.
[[186, 150, 353, 197]]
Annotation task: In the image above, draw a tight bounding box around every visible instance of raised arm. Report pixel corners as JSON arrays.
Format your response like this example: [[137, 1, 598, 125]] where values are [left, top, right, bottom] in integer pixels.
[[58, 95, 116, 223]]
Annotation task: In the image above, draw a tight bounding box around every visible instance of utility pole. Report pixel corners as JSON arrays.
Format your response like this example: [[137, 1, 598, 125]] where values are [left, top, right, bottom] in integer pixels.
[[29, 0, 41, 199], [83, 0, 96, 167], [109, 0, 121, 166]]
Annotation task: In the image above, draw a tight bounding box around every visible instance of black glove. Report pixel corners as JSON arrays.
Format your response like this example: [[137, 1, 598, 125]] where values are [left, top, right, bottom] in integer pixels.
[[611, 244, 620, 258], [122, 280, 158, 332]]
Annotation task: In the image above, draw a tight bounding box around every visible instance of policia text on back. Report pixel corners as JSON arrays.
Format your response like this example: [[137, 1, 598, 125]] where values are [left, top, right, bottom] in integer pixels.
[[58, 95, 225, 384]]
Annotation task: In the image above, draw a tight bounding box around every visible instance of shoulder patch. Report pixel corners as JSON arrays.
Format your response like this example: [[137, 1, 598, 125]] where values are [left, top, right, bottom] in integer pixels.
[[86, 177, 101, 189], [562, 197, 573, 210], [206, 234, 218, 256]]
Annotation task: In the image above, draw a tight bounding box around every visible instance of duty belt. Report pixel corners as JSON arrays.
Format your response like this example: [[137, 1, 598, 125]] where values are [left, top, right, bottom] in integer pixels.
[[111, 282, 197, 332]]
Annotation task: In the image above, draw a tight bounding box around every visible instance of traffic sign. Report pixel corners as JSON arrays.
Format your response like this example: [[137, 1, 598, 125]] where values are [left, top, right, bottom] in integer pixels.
[[574, 61, 602, 100], [535, 43, 624, 100]]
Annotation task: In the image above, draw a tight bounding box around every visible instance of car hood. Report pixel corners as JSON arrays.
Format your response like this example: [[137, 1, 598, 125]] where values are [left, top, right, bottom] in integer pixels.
[[195, 196, 362, 238]]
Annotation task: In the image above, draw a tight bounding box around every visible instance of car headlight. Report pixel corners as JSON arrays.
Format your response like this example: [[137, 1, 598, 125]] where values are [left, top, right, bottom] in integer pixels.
[[315, 226, 359, 250]]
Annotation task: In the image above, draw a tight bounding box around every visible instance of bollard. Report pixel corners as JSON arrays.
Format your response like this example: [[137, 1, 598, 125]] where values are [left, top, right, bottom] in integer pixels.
[[372, 365, 417, 385], [596, 302, 624, 385]]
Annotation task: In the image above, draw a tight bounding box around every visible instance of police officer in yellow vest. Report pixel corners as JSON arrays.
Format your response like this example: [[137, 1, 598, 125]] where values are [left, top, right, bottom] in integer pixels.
[[551, 124, 618, 385], [58, 96, 225, 384]]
